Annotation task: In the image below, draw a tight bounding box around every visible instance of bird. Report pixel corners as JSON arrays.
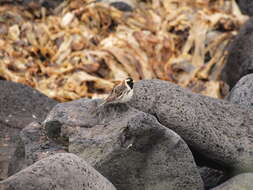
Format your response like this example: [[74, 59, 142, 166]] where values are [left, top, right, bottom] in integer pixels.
[[99, 77, 134, 106]]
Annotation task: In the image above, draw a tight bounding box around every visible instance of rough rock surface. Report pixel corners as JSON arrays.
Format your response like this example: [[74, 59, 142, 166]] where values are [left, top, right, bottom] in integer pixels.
[[129, 79, 253, 173], [0, 0, 63, 9], [226, 74, 253, 107], [0, 0, 136, 11], [221, 18, 253, 88], [0, 81, 57, 180], [211, 173, 253, 190], [236, 0, 253, 16], [8, 121, 66, 176], [0, 153, 117, 190], [198, 166, 228, 189], [99, 0, 136, 11], [44, 99, 204, 190]]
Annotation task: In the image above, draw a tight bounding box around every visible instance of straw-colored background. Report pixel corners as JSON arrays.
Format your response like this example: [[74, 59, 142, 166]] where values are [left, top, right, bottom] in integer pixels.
[[0, 0, 248, 101]]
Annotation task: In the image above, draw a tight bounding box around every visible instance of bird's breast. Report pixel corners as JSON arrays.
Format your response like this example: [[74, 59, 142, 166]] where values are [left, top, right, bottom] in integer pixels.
[[120, 89, 134, 103]]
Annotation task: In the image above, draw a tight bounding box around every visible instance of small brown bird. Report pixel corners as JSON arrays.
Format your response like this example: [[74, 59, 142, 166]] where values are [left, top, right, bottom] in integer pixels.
[[99, 77, 134, 106]]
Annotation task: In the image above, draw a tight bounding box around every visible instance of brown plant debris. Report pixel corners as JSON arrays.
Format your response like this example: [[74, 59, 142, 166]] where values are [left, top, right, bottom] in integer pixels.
[[0, 0, 248, 101]]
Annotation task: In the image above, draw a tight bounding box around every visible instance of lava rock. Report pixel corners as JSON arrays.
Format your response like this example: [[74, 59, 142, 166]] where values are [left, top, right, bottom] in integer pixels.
[[44, 99, 204, 190], [25, 0, 63, 9], [0, 80, 57, 129], [0, 153, 117, 190], [221, 17, 253, 88], [226, 74, 253, 107], [129, 79, 253, 173], [8, 121, 66, 176], [97, 0, 136, 11], [0, 0, 64, 9], [236, 0, 253, 16], [211, 173, 253, 190], [110, 2, 133, 12], [0, 81, 57, 180], [198, 166, 228, 189]]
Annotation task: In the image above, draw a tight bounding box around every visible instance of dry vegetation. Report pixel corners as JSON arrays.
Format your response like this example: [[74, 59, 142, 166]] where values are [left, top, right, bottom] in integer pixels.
[[0, 0, 248, 101]]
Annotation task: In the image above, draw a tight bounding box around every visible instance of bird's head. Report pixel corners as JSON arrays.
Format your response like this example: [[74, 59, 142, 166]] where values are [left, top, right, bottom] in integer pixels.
[[125, 77, 134, 89]]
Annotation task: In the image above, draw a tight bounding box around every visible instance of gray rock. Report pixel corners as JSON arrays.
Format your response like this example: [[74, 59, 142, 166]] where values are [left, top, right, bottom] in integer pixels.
[[0, 81, 57, 180], [97, 0, 136, 11], [211, 173, 253, 190], [236, 0, 253, 16], [129, 79, 253, 173], [0, 80, 57, 129], [8, 122, 66, 176], [221, 18, 253, 88], [226, 74, 253, 107], [44, 99, 204, 190], [0, 0, 63, 9], [0, 153, 116, 190], [198, 166, 228, 189], [110, 2, 133, 12]]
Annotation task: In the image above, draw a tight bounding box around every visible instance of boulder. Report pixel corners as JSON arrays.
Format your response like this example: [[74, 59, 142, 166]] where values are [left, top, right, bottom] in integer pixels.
[[0, 81, 57, 180], [198, 166, 228, 189], [0, 0, 64, 9], [8, 121, 66, 176], [226, 74, 253, 107], [236, 0, 253, 16], [98, 0, 136, 12], [221, 17, 253, 88], [211, 173, 253, 190], [128, 79, 253, 173], [43, 99, 204, 190], [0, 153, 117, 190]]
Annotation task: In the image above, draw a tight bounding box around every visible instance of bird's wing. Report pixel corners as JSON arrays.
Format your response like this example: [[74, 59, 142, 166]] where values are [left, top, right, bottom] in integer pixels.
[[104, 83, 126, 103], [113, 83, 126, 94]]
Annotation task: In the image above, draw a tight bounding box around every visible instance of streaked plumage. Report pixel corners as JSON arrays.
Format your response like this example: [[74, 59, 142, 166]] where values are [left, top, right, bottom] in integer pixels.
[[99, 78, 134, 106]]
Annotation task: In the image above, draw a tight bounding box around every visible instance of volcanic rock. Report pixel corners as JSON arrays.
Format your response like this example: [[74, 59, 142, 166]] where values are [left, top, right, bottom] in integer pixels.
[[226, 74, 253, 107], [0, 81, 57, 180], [198, 166, 228, 189], [0, 153, 117, 190], [43, 98, 204, 190], [0, 0, 64, 9], [129, 79, 253, 173], [8, 121, 66, 176], [211, 173, 253, 190], [236, 0, 253, 16], [98, 0, 136, 11], [221, 17, 253, 88]]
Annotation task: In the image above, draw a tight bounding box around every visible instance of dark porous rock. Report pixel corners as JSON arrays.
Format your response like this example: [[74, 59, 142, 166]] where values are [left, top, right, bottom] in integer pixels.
[[221, 18, 253, 88], [198, 166, 228, 189], [0, 81, 57, 180], [97, 0, 135, 11], [23, 0, 63, 9], [211, 173, 253, 190], [0, 0, 64, 9], [0, 80, 57, 130], [236, 0, 253, 16], [8, 121, 66, 176], [0, 153, 117, 190], [44, 99, 204, 190], [129, 79, 253, 173], [110, 2, 133, 12], [226, 74, 253, 107]]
